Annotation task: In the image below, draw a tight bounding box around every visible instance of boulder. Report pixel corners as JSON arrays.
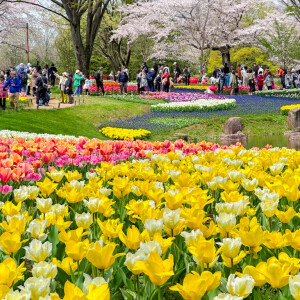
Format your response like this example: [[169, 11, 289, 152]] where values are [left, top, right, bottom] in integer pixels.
[[287, 108, 300, 130], [223, 117, 244, 134]]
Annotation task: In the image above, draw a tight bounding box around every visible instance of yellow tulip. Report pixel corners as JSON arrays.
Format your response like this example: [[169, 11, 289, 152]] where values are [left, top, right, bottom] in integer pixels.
[[164, 191, 184, 210], [170, 271, 221, 300], [119, 225, 145, 250], [152, 232, 174, 254], [163, 208, 185, 236], [221, 191, 244, 203], [276, 207, 297, 223], [58, 227, 89, 244], [97, 219, 123, 239], [285, 229, 300, 251], [263, 231, 289, 249], [65, 239, 89, 261], [133, 252, 174, 286], [64, 170, 82, 182], [0, 216, 26, 235], [1, 202, 22, 217], [36, 177, 58, 196], [0, 232, 27, 255], [86, 241, 125, 270], [47, 169, 65, 182], [227, 274, 255, 298], [24, 240, 52, 262], [52, 257, 78, 275]]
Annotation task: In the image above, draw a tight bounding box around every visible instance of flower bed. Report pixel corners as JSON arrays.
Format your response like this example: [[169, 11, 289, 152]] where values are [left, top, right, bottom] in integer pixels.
[[255, 88, 300, 99], [150, 99, 236, 112], [166, 92, 226, 102], [99, 127, 151, 140], [1, 141, 300, 299], [88, 85, 138, 95], [280, 104, 300, 115]]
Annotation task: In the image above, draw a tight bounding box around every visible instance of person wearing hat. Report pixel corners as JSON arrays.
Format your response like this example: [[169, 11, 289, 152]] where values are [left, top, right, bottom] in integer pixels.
[[3, 71, 21, 109], [74, 70, 84, 97], [0, 74, 8, 110], [94, 67, 105, 96], [54, 71, 68, 103]]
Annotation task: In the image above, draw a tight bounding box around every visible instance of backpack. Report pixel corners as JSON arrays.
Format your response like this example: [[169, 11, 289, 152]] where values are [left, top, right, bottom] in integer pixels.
[[38, 76, 48, 89], [94, 72, 100, 81], [146, 72, 153, 81], [80, 79, 85, 85], [20, 72, 27, 84]]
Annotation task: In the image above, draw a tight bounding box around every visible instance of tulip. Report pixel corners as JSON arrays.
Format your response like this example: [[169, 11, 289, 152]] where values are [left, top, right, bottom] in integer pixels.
[[23, 277, 51, 300], [52, 257, 78, 275], [47, 169, 65, 182], [276, 207, 296, 223], [36, 198, 52, 214], [144, 219, 164, 236], [13, 186, 29, 202], [75, 212, 93, 229], [0, 232, 26, 255], [65, 239, 89, 261], [133, 252, 174, 286], [216, 213, 236, 236], [24, 240, 52, 262], [97, 218, 123, 239], [152, 233, 174, 254], [86, 241, 125, 270], [227, 274, 255, 298], [242, 178, 258, 191], [124, 250, 149, 274], [119, 225, 145, 250], [163, 208, 185, 236], [83, 197, 102, 213], [1, 202, 22, 216], [36, 178, 58, 196], [3, 289, 31, 300], [218, 238, 244, 265], [289, 274, 300, 300], [170, 271, 221, 300], [58, 227, 89, 243], [83, 274, 106, 295], [0, 216, 26, 235], [27, 220, 48, 241], [181, 229, 203, 247], [263, 231, 289, 249], [213, 294, 243, 300], [32, 261, 57, 279]]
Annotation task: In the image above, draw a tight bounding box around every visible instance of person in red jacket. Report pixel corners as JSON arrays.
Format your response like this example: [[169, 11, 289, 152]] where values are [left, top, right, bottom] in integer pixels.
[[161, 68, 171, 92], [256, 71, 265, 91]]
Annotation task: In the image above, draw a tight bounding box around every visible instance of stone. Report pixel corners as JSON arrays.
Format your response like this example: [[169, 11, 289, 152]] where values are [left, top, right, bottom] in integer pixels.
[[223, 117, 244, 134], [219, 131, 247, 146], [287, 108, 300, 130]]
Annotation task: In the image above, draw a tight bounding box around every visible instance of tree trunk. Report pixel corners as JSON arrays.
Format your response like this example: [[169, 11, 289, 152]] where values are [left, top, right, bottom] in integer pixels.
[[220, 47, 231, 69]]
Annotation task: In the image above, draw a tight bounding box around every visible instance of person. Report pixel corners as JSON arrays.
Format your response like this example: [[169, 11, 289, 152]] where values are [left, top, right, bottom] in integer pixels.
[[43, 65, 49, 80], [256, 71, 265, 91], [265, 71, 274, 90], [27, 63, 33, 73], [35, 70, 48, 106], [18, 64, 28, 93], [146, 68, 156, 92], [285, 70, 293, 89], [48, 64, 57, 87], [248, 69, 256, 95], [94, 67, 105, 96], [31, 68, 39, 97], [291, 69, 298, 88], [241, 66, 248, 86], [137, 69, 147, 94], [173, 62, 181, 83], [65, 73, 74, 104], [218, 66, 226, 95], [263, 66, 271, 78], [161, 67, 171, 92], [54, 71, 68, 103], [35, 61, 42, 73], [118, 66, 129, 95], [184, 67, 191, 85], [281, 69, 287, 89], [213, 67, 219, 79], [297, 70, 300, 88], [258, 65, 264, 74], [229, 70, 239, 95], [142, 62, 149, 74], [0, 75, 8, 110], [83, 75, 90, 95], [109, 71, 115, 81], [253, 63, 259, 76], [154, 70, 162, 92], [224, 63, 230, 87], [27, 70, 32, 95], [237, 65, 242, 80], [153, 60, 158, 76], [74, 70, 84, 97], [3, 71, 21, 109]]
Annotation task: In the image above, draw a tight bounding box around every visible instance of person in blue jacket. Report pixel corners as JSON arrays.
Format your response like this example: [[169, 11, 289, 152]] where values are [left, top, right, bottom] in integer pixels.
[[3, 71, 21, 109], [146, 68, 156, 92], [18, 64, 28, 93], [118, 67, 129, 95]]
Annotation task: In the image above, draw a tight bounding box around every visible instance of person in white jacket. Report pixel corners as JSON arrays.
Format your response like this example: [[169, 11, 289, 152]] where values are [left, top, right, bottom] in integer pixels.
[[54, 72, 68, 103], [241, 66, 249, 86]]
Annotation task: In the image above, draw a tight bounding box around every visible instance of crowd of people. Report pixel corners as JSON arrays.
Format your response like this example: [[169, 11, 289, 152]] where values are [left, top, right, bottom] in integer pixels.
[[212, 64, 300, 95], [0, 59, 300, 110]]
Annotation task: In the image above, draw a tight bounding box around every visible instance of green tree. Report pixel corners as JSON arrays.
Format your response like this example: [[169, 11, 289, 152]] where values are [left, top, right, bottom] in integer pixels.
[[259, 20, 300, 69]]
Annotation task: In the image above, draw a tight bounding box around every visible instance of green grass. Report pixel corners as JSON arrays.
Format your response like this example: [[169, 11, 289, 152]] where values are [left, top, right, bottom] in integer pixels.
[[0, 96, 147, 139], [0, 93, 289, 142]]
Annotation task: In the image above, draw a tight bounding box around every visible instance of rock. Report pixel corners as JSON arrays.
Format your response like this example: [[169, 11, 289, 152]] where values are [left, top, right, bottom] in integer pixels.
[[223, 117, 244, 134], [287, 108, 300, 130], [219, 131, 247, 146]]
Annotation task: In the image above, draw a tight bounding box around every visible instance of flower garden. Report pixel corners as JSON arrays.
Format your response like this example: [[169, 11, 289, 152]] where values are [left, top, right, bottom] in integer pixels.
[[1, 132, 300, 299]]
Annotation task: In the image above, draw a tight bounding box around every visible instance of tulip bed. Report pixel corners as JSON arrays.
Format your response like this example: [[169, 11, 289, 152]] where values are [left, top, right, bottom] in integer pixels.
[[1, 134, 300, 299], [150, 99, 236, 112], [99, 127, 151, 140], [280, 104, 300, 115], [255, 89, 300, 99]]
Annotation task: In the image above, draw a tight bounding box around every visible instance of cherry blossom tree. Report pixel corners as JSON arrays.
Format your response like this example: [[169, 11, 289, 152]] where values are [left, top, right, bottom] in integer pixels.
[[113, 0, 269, 70]]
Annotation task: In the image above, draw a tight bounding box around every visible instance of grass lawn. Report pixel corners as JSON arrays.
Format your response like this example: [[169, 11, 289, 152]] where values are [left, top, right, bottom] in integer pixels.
[[0, 93, 290, 142]]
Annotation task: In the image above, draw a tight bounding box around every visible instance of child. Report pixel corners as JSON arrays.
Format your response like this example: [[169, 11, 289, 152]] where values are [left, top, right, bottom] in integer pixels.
[[265, 71, 273, 90], [0, 75, 8, 110], [169, 77, 175, 91], [83, 75, 90, 95], [256, 71, 265, 91]]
